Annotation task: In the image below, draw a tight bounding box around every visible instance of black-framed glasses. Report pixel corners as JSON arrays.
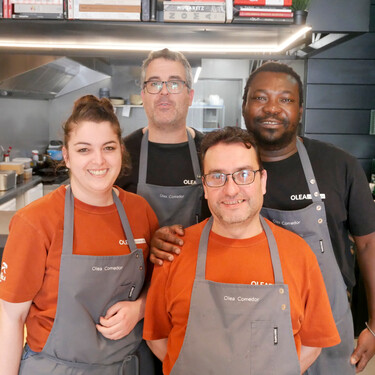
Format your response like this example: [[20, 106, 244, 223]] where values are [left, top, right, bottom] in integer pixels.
[[143, 80, 188, 94], [203, 169, 262, 187]]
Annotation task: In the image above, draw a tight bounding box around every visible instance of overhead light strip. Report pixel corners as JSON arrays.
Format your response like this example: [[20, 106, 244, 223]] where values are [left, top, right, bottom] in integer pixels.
[[0, 26, 311, 53]]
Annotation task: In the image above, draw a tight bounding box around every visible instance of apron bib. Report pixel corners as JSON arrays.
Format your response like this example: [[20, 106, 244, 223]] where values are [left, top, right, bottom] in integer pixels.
[[261, 138, 355, 375], [19, 187, 154, 375], [170, 216, 301, 375], [137, 129, 203, 227]]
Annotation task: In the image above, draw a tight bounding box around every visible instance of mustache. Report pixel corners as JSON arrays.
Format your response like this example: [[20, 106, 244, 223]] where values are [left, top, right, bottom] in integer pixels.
[[156, 98, 174, 105]]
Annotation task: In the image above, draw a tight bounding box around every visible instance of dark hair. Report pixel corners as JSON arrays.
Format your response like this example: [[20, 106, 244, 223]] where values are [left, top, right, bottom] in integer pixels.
[[62, 95, 131, 176], [200, 126, 263, 171], [141, 48, 193, 90], [242, 62, 303, 107]]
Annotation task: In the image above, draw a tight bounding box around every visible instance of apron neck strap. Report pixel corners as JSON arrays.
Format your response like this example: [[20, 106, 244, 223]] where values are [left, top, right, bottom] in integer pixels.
[[139, 129, 202, 184], [62, 186, 138, 255], [62, 186, 74, 255], [195, 216, 284, 284], [296, 138, 321, 203], [187, 130, 202, 182]]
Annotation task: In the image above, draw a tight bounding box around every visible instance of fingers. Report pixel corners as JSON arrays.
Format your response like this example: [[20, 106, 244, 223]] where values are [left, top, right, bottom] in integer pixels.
[[150, 253, 164, 266], [169, 224, 185, 236], [351, 328, 375, 373], [152, 226, 185, 247], [103, 302, 121, 319], [150, 225, 185, 264], [96, 322, 130, 340]]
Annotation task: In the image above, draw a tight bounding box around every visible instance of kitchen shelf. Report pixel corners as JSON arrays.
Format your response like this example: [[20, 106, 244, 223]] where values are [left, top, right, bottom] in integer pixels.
[[0, 19, 310, 62]]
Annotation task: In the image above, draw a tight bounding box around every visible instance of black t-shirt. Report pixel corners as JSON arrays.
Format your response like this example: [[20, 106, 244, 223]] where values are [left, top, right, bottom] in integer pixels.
[[262, 137, 375, 290], [116, 128, 210, 221]]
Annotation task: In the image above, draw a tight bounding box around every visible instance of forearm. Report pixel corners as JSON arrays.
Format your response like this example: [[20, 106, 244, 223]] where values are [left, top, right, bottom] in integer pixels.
[[299, 345, 321, 374], [146, 338, 168, 361], [0, 301, 29, 375], [136, 283, 149, 322], [354, 233, 375, 325]]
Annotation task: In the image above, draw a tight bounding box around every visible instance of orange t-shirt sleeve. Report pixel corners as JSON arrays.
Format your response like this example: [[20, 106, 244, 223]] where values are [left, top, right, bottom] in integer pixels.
[[0, 213, 47, 302], [299, 257, 341, 347], [143, 262, 172, 340]]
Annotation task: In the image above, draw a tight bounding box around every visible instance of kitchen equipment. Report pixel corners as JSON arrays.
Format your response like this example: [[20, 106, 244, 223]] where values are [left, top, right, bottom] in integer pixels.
[[110, 97, 125, 105], [130, 94, 142, 105], [47, 149, 63, 161], [48, 140, 63, 149], [24, 168, 33, 180], [0, 170, 17, 191], [99, 87, 110, 98], [0, 162, 24, 175], [12, 157, 32, 169], [47, 140, 63, 161]]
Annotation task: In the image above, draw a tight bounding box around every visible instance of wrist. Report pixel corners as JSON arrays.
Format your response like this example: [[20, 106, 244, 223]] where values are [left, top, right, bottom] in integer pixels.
[[365, 322, 375, 338]]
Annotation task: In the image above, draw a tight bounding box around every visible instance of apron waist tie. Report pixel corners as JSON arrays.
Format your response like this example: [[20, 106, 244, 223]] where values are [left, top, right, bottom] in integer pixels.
[[36, 351, 139, 373]]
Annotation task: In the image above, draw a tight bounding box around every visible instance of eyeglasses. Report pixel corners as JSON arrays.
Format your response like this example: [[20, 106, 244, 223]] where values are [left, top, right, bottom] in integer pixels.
[[143, 80, 188, 94], [203, 169, 262, 187]]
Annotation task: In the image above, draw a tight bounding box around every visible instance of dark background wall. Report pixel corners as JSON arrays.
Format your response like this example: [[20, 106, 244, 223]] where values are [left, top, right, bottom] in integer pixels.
[[307, 0, 370, 32], [304, 33, 375, 179], [302, 0, 375, 179]]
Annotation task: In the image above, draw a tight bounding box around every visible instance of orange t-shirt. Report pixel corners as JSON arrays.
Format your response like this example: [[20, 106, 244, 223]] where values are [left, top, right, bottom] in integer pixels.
[[143, 218, 340, 375], [0, 186, 159, 352]]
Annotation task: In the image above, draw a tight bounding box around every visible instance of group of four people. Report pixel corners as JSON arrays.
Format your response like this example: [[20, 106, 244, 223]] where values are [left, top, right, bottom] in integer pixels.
[[0, 48, 374, 375]]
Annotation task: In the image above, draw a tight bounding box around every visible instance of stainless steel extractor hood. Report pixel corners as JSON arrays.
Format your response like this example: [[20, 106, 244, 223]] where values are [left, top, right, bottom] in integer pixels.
[[0, 55, 110, 100]]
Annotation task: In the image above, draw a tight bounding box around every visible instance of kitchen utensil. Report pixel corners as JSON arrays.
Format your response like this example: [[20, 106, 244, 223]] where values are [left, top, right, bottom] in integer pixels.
[[0, 170, 17, 191]]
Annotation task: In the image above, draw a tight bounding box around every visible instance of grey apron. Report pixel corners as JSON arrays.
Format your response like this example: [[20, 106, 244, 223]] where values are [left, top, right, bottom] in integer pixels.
[[170, 216, 301, 375], [261, 138, 355, 375], [137, 129, 203, 227], [19, 186, 154, 375]]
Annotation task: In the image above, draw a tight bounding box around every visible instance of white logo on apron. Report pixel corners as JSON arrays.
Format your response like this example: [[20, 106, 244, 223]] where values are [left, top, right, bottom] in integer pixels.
[[290, 193, 326, 201], [119, 238, 146, 245], [224, 295, 260, 302], [92, 266, 124, 272], [0, 261, 8, 282]]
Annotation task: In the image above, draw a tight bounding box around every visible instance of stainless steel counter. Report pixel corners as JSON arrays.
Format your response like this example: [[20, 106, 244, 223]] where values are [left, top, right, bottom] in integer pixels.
[[0, 175, 42, 205]]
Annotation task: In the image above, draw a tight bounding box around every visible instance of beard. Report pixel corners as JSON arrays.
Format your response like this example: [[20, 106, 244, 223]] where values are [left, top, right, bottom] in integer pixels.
[[246, 115, 298, 152]]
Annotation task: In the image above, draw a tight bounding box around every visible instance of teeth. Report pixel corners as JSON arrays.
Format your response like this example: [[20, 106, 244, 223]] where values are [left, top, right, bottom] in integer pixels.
[[89, 169, 107, 176], [224, 199, 243, 205]]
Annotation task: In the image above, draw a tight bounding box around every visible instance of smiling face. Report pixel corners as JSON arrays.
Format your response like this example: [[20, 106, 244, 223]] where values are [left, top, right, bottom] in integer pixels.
[[141, 57, 194, 130], [242, 71, 303, 152], [203, 142, 267, 238], [63, 120, 122, 205]]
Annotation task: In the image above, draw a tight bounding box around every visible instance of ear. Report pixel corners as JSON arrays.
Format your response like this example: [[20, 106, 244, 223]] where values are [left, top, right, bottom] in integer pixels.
[[188, 88, 195, 106], [202, 177, 209, 200], [299, 106, 303, 123], [260, 169, 267, 196], [62, 146, 70, 169]]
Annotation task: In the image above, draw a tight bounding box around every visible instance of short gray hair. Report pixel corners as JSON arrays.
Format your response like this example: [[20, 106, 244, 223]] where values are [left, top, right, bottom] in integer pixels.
[[140, 48, 193, 90]]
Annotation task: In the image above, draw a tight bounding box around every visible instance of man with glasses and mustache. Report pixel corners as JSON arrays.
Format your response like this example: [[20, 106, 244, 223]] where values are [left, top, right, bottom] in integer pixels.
[[143, 127, 340, 375], [116, 48, 209, 230]]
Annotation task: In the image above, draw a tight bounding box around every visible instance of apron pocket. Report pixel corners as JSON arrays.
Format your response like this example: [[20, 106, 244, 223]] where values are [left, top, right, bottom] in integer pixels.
[[120, 354, 139, 375], [250, 321, 276, 375]]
